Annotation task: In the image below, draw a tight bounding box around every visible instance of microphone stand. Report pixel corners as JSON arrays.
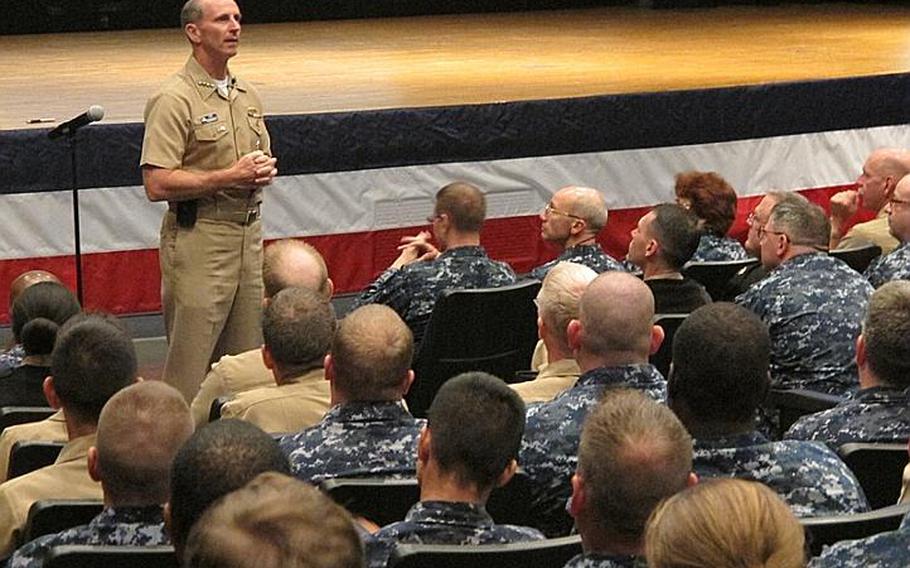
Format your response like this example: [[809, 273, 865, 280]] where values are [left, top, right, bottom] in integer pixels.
[[66, 129, 85, 305]]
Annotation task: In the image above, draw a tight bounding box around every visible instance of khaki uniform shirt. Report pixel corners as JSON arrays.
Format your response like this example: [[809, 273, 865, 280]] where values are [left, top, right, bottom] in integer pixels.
[[221, 368, 331, 435], [0, 411, 68, 484], [190, 349, 274, 427], [511, 358, 581, 404], [0, 433, 100, 555], [141, 56, 270, 216], [838, 211, 899, 255]]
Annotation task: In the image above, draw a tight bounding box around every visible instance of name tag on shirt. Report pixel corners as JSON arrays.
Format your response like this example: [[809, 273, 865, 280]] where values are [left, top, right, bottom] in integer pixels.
[[199, 112, 219, 124]]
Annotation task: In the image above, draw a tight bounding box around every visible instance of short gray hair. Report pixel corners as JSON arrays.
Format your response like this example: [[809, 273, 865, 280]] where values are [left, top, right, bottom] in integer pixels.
[[181, 0, 203, 27], [768, 201, 829, 249], [537, 262, 597, 352]]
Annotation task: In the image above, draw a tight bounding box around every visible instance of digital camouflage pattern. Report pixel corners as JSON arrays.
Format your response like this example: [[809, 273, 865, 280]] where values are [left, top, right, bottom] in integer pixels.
[[785, 386, 910, 450], [367, 501, 544, 568], [8, 506, 168, 568], [693, 431, 869, 517], [809, 510, 910, 567], [0, 345, 24, 376], [735, 252, 873, 396], [354, 246, 516, 342], [530, 244, 626, 281], [690, 234, 749, 262], [278, 401, 424, 484], [865, 241, 910, 289], [520, 364, 667, 536], [563, 552, 644, 568]]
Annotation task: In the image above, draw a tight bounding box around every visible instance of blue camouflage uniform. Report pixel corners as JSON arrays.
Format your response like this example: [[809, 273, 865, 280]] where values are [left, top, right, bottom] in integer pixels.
[[564, 552, 643, 567], [690, 234, 749, 262], [520, 364, 667, 536], [865, 241, 910, 289], [735, 252, 873, 396], [809, 510, 910, 567], [278, 401, 424, 484], [530, 244, 626, 281], [354, 245, 516, 342], [0, 345, 24, 375], [693, 430, 869, 517], [785, 386, 910, 450], [367, 501, 544, 568], [8, 506, 168, 568]]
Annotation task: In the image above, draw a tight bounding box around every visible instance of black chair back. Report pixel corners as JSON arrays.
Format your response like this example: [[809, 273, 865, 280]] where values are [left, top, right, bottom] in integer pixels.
[[389, 535, 583, 568], [21, 500, 104, 547], [321, 477, 419, 526], [406, 280, 541, 417], [764, 388, 843, 438], [683, 258, 760, 301], [830, 243, 882, 273], [44, 545, 176, 568], [650, 314, 687, 379], [320, 471, 538, 528], [838, 442, 908, 510], [0, 406, 55, 434], [802, 503, 910, 557], [8, 440, 64, 480]]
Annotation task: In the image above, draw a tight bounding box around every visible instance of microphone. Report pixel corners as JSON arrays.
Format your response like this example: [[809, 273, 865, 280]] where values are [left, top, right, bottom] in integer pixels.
[[47, 105, 104, 139]]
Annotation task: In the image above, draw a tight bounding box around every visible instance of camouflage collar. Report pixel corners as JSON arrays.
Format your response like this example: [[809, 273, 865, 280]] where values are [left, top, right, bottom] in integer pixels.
[[694, 429, 768, 450], [89, 505, 165, 528], [562, 243, 602, 256], [405, 501, 493, 528], [575, 364, 663, 391], [325, 401, 413, 424], [438, 246, 487, 260], [852, 385, 910, 404]]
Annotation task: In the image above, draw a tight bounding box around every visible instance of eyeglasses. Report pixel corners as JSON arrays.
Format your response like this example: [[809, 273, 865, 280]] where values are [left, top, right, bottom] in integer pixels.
[[426, 213, 444, 224], [544, 203, 584, 221], [889, 196, 910, 207], [758, 226, 787, 240]]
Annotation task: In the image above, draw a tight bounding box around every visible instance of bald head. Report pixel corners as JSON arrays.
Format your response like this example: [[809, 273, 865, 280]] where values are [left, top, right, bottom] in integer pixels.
[[94, 381, 194, 505], [9, 270, 61, 309], [330, 305, 414, 402], [262, 239, 332, 299], [860, 148, 910, 212], [574, 272, 656, 362]]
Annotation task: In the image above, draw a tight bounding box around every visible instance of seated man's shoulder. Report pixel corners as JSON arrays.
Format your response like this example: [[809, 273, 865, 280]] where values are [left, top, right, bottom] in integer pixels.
[[208, 349, 273, 392]]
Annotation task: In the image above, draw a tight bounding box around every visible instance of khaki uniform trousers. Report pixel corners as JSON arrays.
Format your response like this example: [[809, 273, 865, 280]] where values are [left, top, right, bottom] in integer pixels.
[[160, 210, 264, 402]]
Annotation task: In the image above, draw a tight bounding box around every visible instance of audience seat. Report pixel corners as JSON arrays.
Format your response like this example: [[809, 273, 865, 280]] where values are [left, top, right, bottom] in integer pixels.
[[43, 545, 176, 568], [8, 440, 64, 480], [0, 407, 55, 435], [764, 388, 843, 438], [838, 442, 908, 510], [650, 314, 687, 378], [829, 243, 882, 274], [801, 502, 910, 557], [320, 471, 542, 528], [20, 500, 104, 547], [682, 258, 760, 301], [406, 280, 541, 418], [388, 535, 582, 568]]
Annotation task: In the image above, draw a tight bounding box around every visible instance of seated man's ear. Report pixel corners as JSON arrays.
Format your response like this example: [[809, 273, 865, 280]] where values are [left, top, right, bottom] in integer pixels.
[[43, 376, 62, 410], [495, 458, 518, 489]]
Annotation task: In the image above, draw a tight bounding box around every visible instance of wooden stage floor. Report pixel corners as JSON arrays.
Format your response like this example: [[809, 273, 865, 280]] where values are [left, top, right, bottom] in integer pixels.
[[2, 4, 910, 131]]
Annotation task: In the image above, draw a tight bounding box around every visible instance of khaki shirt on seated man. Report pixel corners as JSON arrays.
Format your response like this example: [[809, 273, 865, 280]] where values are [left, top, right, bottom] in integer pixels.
[[512, 262, 595, 404], [221, 287, 334, 434], [0, 315, 137, 555], [0, 411, 68, 484], [190, 239, 335, 427]]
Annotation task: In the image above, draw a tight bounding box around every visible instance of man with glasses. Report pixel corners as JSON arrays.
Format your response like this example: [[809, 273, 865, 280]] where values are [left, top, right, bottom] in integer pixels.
[[736, 201, 873, 396], [727, 191, 809, 298], [829, 148, 910, 254], [354, 182, 516, 343], [530, 186, 625, 280], [864, 174, 910, 288]]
